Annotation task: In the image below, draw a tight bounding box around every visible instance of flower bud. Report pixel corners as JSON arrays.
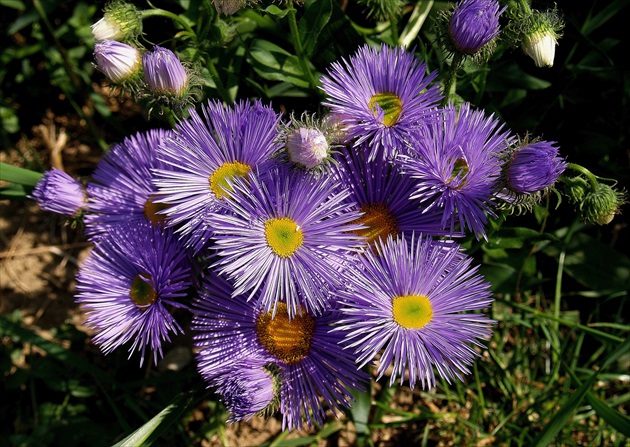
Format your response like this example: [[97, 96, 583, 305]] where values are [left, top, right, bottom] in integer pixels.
[[142, 46, 189, 97], [580, 183, 626, 225], [448, 0, 504, 55], [91, 1, 142, 42], [563, 176, 590, 204], [523, 30, 558, 68], [505, 141, 566, 194], [286, 127, 330, 170], [94, 40, 142, 84], [212, 360, 278, 422], [31, 168, 86, 216]]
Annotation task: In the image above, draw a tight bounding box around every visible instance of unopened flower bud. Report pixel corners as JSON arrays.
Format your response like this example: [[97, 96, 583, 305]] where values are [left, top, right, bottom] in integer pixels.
[[31, 168, 86, 216], [449, 0, 504, 55], [580, 183, 626, 225], [91, 1, 142, 42], [94, 40, 142, 84], [505, 141, 566, 194], [563, 176, 589, 204], [142, 46, 189, 97], [212, 360, 278, 422], [523, 30, 558, 68], [286, 127, 330, 170]]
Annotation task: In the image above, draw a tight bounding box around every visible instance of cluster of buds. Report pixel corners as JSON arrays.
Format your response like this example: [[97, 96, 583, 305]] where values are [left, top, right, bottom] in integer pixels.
[[561, 167, 627, 225], [91, 1, 199, 117]]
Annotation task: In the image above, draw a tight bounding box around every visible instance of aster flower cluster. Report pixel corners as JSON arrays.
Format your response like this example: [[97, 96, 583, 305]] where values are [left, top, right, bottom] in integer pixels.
[[33, 42, 581, 430]]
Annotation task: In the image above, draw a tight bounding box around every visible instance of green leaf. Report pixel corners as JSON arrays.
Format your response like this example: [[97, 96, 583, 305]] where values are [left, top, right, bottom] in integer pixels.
[[533, 367, 599, 446], [586, 393, 630, 437], [112, 391, 197, 447], [581, 0, 630, 36], [0, 162, 43, 186], [0, 0, 26, 11], [0, 183, 31, 199], [485, 227, 549, 250], [247, 39, 310, 88], [298, 0, 333, 57], [350, 385, 371, 446], [548, 232, 630, 295], [264, 5, 292, 18]]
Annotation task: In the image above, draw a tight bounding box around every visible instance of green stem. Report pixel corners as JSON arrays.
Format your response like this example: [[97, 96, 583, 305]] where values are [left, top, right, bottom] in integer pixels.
[[286, 0, 318, 90], [516, 0, 532, 14], [206, 58, 233, 103], [140, 9, 196, 36], [566, 163, 599, 189], [442, 54, 462, 104], [390, 16, 399, 45]]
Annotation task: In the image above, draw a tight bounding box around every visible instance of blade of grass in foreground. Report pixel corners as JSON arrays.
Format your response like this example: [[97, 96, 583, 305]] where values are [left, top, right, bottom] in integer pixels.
[[0, 162, 42, 186], [532, 338, 630, 446], [112, 391, 198, 447]]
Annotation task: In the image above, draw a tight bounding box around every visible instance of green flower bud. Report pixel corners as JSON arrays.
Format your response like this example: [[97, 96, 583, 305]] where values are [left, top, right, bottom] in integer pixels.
[[580, 183, 626, 225], [563, 176, 590, 204]]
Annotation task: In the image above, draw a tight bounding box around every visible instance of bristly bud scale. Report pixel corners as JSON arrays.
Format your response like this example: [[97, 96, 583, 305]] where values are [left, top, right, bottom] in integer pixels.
[[91, 0, 142, 43]]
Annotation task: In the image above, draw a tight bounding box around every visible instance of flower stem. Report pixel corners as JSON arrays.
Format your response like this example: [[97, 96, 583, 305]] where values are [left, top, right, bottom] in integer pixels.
[[566, 163, 599, 189], [286, 1, 319, 90], [140, 9, 196, 36], [442, 54, 462, 104]]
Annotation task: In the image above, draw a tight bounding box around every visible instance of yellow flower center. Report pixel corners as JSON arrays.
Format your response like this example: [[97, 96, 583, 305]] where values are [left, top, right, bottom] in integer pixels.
[[256, 303, 315, 365], [368, 92, 403, 127], [351, 203, 398, 245], [265, 217, 303, 258], [392, 294, 433, 329], [448, 158, 470, 190], [209, 161, 252, 199], [129, 274, 157, 308], [143, 194, 169, 226]]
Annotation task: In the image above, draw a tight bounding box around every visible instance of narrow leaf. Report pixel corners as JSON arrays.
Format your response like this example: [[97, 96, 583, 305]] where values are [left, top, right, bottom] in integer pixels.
[[112, 391, 196, 447], [0, 162, 43, 186], [586, 393, 630, 437], [298, 0, 333, 57]]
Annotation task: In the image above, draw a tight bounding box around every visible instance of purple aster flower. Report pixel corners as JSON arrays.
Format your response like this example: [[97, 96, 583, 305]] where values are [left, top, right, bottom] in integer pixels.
[[332, 149, 450, 247], [85, 128, 174, 239], [397, 103, 515, 239], [504, 141, 566, 194], [143, 46, 188, 97], [449, 0, 505, 55], [94, 40, 142, 84], [31, 168, 86, 216], [153, 99, 282, 252], [210, 358, 278, 422], [321, 44, 443, 161], [336, 235, 494, 390], [192, 273, 368, 429], [207, 165, 364, 317], [76, 221, 192, 365]]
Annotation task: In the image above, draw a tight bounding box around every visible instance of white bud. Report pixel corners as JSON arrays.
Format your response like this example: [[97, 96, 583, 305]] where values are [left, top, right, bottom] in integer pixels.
[[523, 30, 557, 68], [92, 17, 122, 41]]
